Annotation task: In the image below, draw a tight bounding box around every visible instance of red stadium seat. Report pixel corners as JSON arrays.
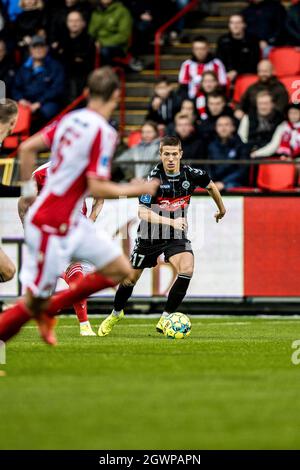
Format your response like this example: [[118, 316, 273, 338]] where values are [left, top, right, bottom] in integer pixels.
[[279, 75, 300, 103], [233, 74, 258, 104], [127, 130, 142, 148], [257, 162, 296, 191], [3, 104, 32, 151], [269, 47, 300, 78]]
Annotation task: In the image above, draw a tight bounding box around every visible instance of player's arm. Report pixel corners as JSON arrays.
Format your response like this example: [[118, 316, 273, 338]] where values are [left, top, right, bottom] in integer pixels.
[[17, 196, 33, 225], [89, 198, 104, 223], [18, 134, 49, 200], [88, 177, 159, 199], [206, 181, 226, 223], [138, 205, 187, 231]]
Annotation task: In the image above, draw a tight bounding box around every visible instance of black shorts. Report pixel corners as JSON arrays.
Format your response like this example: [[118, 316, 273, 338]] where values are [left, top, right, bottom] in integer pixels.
[[130, 238, 193, 269]]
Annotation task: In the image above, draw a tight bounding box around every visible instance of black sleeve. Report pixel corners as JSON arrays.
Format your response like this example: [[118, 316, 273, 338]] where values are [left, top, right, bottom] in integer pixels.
[[138, 167, 159, 207], [0, 183, 21, 197], [187, 166, 211, 188]]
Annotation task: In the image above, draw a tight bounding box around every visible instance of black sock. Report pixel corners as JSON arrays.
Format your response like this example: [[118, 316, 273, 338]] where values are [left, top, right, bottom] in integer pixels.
[[165, 274, 191, 313], [114, 284, 134, 311]]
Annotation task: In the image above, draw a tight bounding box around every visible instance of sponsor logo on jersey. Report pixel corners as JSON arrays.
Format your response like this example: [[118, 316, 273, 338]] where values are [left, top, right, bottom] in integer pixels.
[[160, 184, 171, 189], [182, 180, 190, 190], [157, 195, 191, 211], [140, 194, 152, 203]]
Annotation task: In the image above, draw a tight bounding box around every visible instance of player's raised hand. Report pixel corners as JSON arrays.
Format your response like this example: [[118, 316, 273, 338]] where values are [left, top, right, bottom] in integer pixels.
[[214, 209, 226, 223], [173, 217, 188, 231]]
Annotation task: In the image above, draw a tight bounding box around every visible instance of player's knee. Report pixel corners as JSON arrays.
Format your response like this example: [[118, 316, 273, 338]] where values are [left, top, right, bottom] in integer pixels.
[[179, 265, 194, 278]]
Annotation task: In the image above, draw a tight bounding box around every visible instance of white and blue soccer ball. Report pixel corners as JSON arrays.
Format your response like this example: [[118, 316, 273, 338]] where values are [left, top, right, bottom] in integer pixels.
[[163, 312, 191, 339]]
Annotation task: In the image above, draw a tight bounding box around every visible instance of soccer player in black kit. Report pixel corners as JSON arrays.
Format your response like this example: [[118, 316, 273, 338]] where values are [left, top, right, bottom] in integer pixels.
[[98, 136, 226, 336]]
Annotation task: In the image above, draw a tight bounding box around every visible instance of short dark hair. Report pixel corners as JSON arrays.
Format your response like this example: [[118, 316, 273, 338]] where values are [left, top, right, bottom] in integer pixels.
[[207, 91, 227, 101], [87, 67, 120, 102], [193, 35, 208, 44], [160, 135, 182, 151], [155, 75, 171, 85], [0, 99, 18, 124]]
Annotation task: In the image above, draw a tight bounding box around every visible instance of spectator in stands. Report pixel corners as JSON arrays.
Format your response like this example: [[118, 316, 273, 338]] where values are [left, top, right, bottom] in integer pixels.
[[88, 0, 133, 66], [207, 115, 249, 191], [286, 1, 300, 46], [195, 70, 222, 120], [123, 1, 157, 55], [117, 121, 160, 179], [238, 91, 284, 155], [199, 91, 236, 147], [146, 76, 181, 127], [242, 0, 286, 57], [12, 35, 65, 123], [217, 14, 260, 82], [15, 0, 46, 49], [0, 39, 15, 95], [248, 103, 300, 159], [1, 0, 23, 22], [174, 112, 205, 162], [278, 104, 300, 159], [178, 36, 227, 100], [237, 59, 289, 118], [47, 0, 92, 47], [54, 11, 95, 102]]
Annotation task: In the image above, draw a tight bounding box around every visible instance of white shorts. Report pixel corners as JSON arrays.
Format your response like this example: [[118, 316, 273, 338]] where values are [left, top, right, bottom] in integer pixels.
[[21, 217, 122, 298]]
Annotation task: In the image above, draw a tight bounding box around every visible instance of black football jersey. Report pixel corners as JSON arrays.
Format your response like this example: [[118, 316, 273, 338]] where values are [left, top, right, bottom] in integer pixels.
[[138, 162, 211, 242]]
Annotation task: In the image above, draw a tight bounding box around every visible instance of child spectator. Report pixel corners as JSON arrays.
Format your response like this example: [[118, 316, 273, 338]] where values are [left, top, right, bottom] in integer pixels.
[[146, 76, 181, 127]]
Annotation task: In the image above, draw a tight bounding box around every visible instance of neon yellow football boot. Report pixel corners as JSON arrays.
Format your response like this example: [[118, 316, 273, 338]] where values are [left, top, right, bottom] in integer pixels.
[[98, 310, 125, 337]]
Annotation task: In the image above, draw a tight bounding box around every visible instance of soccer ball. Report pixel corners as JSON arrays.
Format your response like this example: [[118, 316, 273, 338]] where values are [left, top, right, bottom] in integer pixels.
[[163, 312, 191, 339]]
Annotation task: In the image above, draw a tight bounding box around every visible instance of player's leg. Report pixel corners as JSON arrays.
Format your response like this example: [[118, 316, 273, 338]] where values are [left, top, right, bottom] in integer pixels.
[[63, 263, 96, 336], [98, 268, 143, 337], [0, 247, 16, 283], [156, 248, 194, 333]]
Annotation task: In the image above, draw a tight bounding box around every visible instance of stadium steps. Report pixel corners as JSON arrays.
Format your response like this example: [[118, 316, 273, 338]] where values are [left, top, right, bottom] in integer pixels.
[[122, 0, 250, 134]]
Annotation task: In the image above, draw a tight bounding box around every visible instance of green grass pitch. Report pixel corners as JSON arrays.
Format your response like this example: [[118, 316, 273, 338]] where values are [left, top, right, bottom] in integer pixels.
[[1, 316, 300, 450]]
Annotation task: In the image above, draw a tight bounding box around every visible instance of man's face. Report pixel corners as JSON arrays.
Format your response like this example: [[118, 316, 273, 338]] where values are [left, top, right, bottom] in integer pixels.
[[160, 145, 182, 172], [0, 41, 6, 62], [229, 15, 245, 36], [181, 100, 194, 116], [192, 41, 209, 62], [141, 124, 157, 143], [155, 81, 171, 100], [23, 0, 37, 8], [216, 117, 234, 139], [30, 44, 48, 61], [288, 108, 300, 124], [175, 118, 193, 139], [258, 61, 273, 82], [201, 74, 218, 93], [207, 97, 226, 116], [257, 95, 274, 116], [67, 12, 85, 34]]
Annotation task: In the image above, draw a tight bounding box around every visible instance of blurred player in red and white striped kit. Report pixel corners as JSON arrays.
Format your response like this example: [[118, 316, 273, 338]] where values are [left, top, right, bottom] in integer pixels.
[[0, 67, 159, 345], [18, 161, 104, 336]]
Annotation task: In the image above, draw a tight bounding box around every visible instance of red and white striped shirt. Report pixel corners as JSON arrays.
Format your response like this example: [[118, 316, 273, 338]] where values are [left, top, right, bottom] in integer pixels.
[[179, 58, 227, 99], [32, 162, 88, 216], [28, 108, 117, 234], [277, 121, 300, 158]]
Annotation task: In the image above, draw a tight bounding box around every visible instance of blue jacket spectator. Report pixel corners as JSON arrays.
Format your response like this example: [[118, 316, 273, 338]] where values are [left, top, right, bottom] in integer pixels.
[[208, 115, 249, 190], [2, 0, 23, 21], [12, 35, 65, 122]]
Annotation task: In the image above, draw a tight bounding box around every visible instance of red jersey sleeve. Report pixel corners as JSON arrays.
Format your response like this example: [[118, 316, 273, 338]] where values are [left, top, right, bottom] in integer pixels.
[[40, 120, 59, 148]]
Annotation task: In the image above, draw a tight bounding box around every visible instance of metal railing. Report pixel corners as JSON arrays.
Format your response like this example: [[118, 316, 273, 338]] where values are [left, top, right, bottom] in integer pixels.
[[154, 0, 199, 77]]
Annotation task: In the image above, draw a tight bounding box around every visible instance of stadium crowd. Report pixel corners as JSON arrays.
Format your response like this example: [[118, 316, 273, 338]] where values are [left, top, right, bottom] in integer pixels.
[[1, 0, 300, 190]]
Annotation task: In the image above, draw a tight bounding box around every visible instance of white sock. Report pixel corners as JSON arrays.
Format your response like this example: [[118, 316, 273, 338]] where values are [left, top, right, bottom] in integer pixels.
[[162, 311, 169, 318], [112, 309, 122, 317], [80, 321, 90, 327]]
